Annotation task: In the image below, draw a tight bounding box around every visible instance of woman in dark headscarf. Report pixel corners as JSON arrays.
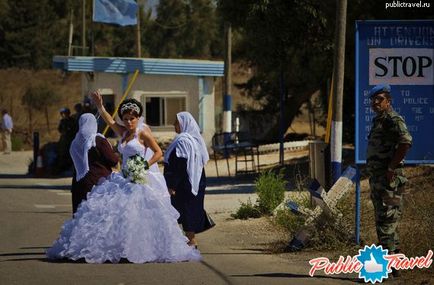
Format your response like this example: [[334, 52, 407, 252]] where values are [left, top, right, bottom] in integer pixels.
[[164, 112, 211, 248]]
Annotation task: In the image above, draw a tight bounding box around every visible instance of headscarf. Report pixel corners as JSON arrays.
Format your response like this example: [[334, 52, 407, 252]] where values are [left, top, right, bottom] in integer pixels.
[[164, 112, 209, 196], [69, 113, 105, 181]]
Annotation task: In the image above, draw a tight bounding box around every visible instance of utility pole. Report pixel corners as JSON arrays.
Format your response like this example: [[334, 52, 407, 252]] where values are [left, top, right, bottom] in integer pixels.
[[82, 0, 86, 56], [136, 1, 142, 58], [331, 0, 347, 183], [279, 70, 285, 166], [223, 22, 232, 136], [68, 8, 74, 56]]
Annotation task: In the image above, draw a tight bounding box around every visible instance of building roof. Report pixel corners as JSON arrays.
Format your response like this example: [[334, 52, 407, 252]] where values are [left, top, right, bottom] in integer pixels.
[[53, 56, 224, 77]]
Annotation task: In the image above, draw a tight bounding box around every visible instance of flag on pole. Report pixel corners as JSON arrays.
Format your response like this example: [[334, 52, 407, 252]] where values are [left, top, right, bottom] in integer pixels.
[[93, 0, 138, 26]]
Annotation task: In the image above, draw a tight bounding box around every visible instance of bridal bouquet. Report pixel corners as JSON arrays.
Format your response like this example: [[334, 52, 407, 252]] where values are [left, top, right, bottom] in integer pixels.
[[122, 154, 148, 184]]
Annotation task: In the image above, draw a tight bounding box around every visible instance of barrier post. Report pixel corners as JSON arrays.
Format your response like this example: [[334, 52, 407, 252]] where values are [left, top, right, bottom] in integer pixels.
[[355, 164, 361, 245], [33, 132, 39, 174]]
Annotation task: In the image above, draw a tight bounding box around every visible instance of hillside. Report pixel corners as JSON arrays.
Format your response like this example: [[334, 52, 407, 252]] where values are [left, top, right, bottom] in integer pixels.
[[0, 69, 82, 149]]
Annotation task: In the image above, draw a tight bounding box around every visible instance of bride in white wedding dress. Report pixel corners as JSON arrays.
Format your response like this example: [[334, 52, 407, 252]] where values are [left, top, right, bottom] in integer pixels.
[[46, 92, 200, 264]]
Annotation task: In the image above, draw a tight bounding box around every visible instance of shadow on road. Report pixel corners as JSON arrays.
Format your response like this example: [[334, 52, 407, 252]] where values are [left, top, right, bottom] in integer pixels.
[[231, 272, 361, 283], [0, 252, 46, 257], [0, 184, 70, 190], [20, 246, 50, 250], [2, 257, 48, 262], [0, 251, 48, 262], [0, 174, 32, 179], [201, 252, 266, 255], [200, 260, 234, 285], [6, 211, 71, 215]]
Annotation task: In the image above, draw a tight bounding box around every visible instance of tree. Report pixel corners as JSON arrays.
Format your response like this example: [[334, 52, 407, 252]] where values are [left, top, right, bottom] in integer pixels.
[[341, 0, 433, 143], [181, 0, 219, 58], [147, 0, 220, 59], [218, 0, 433, 143], [0, 0, 222, 67], [218, 0, 334, 139], [0, 0, 69, 69], [22, 85, 61, 134]]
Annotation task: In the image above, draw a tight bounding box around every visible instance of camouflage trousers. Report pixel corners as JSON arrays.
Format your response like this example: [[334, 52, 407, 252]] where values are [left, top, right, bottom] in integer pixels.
[[369, 170, 406, 252]]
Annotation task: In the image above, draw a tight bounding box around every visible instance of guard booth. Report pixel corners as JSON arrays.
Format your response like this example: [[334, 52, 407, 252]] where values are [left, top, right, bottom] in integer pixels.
[[53, 56, 224, 147]]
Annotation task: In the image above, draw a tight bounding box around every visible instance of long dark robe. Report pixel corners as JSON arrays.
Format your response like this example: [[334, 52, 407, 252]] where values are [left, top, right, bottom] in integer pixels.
[[71, 136, 118, 213], [164, 150, 207, 233]]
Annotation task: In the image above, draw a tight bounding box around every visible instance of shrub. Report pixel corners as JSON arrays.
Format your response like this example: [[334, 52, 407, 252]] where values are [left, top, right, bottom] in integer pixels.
[[255, 170, 287, 215], [300, 191, 355, 251], [11, 135, 23, 151], [274, 192, 310, 233], [274, 208, 305, 233], [231, 198, 262, 220]]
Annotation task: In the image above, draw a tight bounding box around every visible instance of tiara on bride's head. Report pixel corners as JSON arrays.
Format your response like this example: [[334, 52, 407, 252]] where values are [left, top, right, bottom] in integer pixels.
[[120, 102, 140, 115]]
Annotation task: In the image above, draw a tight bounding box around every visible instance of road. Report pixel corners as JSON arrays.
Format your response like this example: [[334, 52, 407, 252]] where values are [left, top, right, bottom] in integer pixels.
[[0, 151, 357, 285]]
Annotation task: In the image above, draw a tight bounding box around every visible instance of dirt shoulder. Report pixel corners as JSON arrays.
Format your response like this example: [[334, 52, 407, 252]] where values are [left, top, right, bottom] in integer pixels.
[[205, 165, 434, 285]]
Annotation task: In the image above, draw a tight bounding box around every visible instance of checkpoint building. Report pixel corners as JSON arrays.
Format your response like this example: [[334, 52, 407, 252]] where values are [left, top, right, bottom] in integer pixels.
[[53, 56, 224, 146]]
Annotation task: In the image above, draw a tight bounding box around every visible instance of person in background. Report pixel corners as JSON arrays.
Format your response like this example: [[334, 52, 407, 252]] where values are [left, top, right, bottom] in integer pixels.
[[366, 84, 412, 278], [82, 98, 95, 114], [71, 103, 83, 135], [69, 113, 119, 213], [56, 107, 76, 174], [1, 109, 13, 154], [164, 112, 213, 249]]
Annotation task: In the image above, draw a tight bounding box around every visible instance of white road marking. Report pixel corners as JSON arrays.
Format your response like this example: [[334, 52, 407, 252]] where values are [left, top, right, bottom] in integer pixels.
[[207, 183, 254, 191], [34, 204, 70, 209], [47, 190, 71, 196]]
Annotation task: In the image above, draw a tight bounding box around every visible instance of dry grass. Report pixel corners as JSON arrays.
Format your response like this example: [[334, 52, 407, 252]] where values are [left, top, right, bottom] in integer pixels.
[[0, 69, 82, 149], [264, 165, 434, 284]]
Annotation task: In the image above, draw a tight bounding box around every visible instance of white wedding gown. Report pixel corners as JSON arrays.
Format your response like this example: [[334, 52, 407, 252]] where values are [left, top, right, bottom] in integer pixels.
[[46, 132, 201, 263]]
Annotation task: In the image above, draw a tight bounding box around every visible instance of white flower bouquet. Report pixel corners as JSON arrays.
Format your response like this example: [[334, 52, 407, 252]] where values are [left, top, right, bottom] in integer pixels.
[[122, 154, 148, 184]]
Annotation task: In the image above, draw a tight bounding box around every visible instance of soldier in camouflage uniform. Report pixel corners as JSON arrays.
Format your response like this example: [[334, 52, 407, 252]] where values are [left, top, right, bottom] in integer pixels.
[[366, 84, 412, 276]]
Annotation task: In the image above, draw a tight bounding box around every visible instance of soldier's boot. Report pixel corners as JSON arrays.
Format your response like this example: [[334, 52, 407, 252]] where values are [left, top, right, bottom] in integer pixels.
[[391, 268, 401, 278]]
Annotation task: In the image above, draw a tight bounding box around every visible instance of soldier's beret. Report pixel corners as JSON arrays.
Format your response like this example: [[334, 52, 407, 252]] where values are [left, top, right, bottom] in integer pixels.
[[368, 84, 391, 98], [59, 107, 70, 114]]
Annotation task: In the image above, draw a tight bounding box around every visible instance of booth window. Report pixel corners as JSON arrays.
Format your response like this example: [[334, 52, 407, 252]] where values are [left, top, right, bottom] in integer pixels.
[[143, 96, 186, 127]]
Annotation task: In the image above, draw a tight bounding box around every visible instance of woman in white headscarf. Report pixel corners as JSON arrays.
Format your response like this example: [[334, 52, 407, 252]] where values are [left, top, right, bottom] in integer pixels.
[[69, 113, 119, 213], [164, 112, 212, 248]]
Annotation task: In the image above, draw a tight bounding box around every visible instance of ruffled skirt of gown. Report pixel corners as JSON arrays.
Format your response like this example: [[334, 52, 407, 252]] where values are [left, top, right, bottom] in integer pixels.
[[46, 172, 201, 263]]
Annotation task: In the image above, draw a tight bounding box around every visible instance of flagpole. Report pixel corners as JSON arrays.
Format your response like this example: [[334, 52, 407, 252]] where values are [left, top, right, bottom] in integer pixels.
[[82, 0, 86, 56], [102, 69, 140, 136], [68, 8, 74, 56], [136, 1, 141, 58]]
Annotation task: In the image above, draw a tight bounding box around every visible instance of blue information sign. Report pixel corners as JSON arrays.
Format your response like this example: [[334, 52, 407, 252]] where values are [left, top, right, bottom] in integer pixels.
[[355, 20, 434, 164]]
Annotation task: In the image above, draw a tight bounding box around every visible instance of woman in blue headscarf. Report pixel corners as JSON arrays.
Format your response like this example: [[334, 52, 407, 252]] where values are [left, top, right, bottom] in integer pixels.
[[164, 112, 212, 248]]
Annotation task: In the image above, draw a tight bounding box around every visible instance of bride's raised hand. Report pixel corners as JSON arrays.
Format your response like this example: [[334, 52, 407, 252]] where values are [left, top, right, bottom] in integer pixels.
[[89, 90, 103, 109]]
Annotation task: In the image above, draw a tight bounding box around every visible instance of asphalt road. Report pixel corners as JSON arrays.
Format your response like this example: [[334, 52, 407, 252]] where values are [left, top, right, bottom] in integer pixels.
[[0, 151, 357, 285]]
